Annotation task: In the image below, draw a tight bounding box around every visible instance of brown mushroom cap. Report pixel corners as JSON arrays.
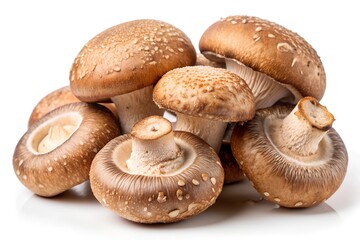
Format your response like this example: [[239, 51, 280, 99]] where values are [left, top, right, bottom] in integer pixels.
[[153, 65, 255, 122], [70, 19, 196, 102], [195, 53, 225, 68], [13, 102, 120, 197], [218, 142, 244, 183], [28, 86, 79, 127], [230, 104, 348, 208], [90, 130, 224, 223], [28, 86, 118, 127], [199, 15, 326, 100]]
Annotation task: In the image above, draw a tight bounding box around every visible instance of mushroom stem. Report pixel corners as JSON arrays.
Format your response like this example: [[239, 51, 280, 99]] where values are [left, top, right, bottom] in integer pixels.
[[111, 85, 164, 133], [175, 113, 228, 152], [225, 58, 300, 109], [126, 116, 183, 175], [276, 97, 335, 156]]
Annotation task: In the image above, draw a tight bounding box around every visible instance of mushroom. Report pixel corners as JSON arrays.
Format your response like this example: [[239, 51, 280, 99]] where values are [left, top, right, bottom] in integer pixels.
[[165, 53, 226, 123], [13, 102, 120, 197], [231, 97, 348, 207], [199, 15, 326, 109], [195, 53, 225, 68], [194, 55, 243, 183], [28, 86, 118, 127], [70, 19, 196, 133], [153, 66, 255, 153], [90, 115, 224, 223], [218, 136, 245, 183]]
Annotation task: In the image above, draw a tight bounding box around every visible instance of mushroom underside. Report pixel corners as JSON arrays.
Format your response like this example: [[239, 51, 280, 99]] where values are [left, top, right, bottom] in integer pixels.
[[231, 105, 348, 207], [28, 112, 82, 154], [202, 52, 302, 109], [13, 103, 120, 197], [90, 131, 224, 223]]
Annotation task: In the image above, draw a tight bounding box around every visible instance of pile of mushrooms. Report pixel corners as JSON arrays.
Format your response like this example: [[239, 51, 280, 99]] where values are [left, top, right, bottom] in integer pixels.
[[13, 16, 348, 223]]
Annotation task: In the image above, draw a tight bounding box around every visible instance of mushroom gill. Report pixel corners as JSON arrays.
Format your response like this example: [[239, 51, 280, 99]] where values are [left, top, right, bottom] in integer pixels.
[[13, 103, 121, 197], [231, 98, 348, 208], [89, 116, 224, 223]]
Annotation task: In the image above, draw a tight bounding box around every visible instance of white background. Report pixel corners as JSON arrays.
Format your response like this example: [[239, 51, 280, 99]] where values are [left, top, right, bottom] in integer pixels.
[[1, 0, 359, 239]]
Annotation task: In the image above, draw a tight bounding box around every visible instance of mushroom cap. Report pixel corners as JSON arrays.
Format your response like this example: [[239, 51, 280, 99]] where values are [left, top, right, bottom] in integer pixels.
[[199, 15, 326, 100], [28, 86, 118, 128], [195, 53, 225, 68], [89, 131, 224, 223], [153, 66, 256, 122], [218, 143, 244, 183], [70, 19, 196, 102], [13, 102, 120, 197], [28, 86, 79, 127], [230, 104, 348, 207]]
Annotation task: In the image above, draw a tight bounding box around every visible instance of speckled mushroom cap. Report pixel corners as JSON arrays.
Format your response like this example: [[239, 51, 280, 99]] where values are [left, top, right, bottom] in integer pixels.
[[28, 86, 80, 127], [230, 104, 348, 208], [70, 19, 196, 102], [153, 66, 255, 122], [28, 86, 118, 127], [199, 15, 326, 100], [13, 102, 120, 197], [90, 131, 224, 223]]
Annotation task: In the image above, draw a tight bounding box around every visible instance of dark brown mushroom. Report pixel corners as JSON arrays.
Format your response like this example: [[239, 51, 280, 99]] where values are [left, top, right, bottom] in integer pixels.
[[218, 140, 245, 183]]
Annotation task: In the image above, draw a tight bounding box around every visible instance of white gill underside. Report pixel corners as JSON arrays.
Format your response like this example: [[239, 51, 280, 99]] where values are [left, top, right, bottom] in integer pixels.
[[225, 58, 301, 109], [27, 112, 83, 154], [263, 117, 333, 166]]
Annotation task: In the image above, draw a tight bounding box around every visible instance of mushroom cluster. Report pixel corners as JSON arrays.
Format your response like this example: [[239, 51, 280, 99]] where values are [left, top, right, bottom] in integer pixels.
[[13, 16, 347, 223]]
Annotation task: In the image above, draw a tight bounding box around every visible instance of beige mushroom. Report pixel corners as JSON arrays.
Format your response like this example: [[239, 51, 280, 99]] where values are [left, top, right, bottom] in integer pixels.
[[153, 66, 255, 153], [90, 116, 224, 223], [165, 53, 226, 123], [199, 16, 326, 109], [70, 19, 196, 133], [28, 86, 118, 127], [13, 102, 120, 197], [231, 97, 348, 207]]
